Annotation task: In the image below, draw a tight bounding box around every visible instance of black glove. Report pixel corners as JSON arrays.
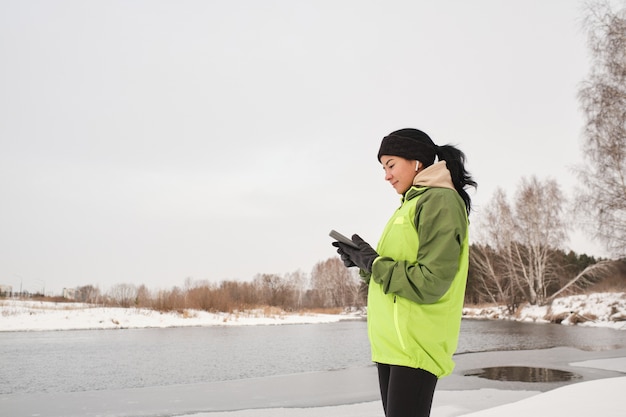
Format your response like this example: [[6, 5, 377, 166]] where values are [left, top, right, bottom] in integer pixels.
[[332, 234, 378, 273]]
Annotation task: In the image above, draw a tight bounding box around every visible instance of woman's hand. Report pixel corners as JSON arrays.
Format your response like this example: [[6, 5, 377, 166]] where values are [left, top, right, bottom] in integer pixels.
[[332, 234, 378, 273]]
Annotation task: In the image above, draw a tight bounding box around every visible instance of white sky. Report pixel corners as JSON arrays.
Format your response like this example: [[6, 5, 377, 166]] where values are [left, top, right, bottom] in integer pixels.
[[0, 1, 616, 294]]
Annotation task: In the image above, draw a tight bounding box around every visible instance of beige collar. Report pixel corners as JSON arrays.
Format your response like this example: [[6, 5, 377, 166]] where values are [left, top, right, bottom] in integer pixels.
[[412, 161, 455, 190]]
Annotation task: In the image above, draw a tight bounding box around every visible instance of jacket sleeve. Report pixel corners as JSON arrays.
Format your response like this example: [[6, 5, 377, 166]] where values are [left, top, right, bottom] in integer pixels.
[[370, 189, 467, 304]]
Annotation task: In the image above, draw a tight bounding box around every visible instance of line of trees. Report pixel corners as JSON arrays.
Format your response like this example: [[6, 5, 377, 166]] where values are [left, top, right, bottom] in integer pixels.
[[64, 239, 623, 315], [70, 258, 366, 313]]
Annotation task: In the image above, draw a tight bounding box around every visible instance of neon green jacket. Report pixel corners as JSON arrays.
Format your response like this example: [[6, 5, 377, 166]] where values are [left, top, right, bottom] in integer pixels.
[[364, 161, 469, 377]]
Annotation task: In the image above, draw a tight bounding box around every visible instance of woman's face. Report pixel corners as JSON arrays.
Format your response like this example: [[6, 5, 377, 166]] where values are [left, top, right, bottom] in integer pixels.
[[381, 155, 420, 194]]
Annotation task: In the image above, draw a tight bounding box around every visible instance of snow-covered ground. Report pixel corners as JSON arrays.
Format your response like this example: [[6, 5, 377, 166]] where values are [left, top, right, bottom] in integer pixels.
[[463, 292, 626, 331], [2, 292, 626, 417], [2, 292, 625, 332], [0, 299, 360, 331]]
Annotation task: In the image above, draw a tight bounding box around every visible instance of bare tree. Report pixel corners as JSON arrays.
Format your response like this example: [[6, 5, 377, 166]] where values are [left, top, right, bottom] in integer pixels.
[[107, 283, 138, 307], [468, 244, 510, 306], [284, 269, 308, 309], [135, 284, 152, 308], [472, 189, 525, 310], [76, 285, 101, 304], [514, 177, 568, 304], [253, 273, 294, 307], [474, 177, 568, 306], [310, 258, 361, 308], [576, 1, 626, 258]]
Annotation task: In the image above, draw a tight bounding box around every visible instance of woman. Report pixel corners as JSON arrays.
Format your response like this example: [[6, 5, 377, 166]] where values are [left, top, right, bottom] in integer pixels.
[[332, 128, 476, 417]]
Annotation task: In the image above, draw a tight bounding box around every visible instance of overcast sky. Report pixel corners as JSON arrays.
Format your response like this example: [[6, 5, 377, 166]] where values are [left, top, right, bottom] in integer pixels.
[[0, 1, 614, 295]]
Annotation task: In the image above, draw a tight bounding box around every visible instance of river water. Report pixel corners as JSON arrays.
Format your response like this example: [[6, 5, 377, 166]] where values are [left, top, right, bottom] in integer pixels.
[[1, 319, 624, 395]]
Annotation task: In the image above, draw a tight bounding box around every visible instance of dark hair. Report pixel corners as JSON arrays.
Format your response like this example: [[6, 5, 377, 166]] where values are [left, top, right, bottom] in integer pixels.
[[380, 128, 477, 214], [434, 144, 477, 215]]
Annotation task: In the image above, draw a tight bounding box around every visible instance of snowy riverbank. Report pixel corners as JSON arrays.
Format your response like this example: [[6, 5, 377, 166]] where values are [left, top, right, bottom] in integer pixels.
[[0, 299, 362, 331], [462, 292, 626, 330], [1, 292, 625, 332]]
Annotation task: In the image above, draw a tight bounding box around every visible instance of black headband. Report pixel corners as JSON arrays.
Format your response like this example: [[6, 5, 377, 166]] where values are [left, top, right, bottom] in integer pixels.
[[377, 132, 437, 164]]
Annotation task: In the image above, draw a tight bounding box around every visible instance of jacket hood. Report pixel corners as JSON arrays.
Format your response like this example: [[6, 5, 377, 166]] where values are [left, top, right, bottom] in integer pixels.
[[412, 161, 455, 190]]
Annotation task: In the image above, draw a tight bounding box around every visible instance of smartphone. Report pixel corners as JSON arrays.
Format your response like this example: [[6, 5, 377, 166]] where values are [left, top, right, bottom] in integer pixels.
[[329, 229, 359, 248]]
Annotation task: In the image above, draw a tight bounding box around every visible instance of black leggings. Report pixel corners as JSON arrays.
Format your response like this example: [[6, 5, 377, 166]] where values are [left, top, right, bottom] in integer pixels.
[[377, 363, 438, 417]]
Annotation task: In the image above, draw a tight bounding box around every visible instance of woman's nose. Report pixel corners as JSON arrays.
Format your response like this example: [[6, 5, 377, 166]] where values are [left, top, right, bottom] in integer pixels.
[[384, 171, 392, 181]]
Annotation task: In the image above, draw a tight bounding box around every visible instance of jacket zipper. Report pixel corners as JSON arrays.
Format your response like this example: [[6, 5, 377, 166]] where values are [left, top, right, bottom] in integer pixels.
[[393, 296, 406, 350]]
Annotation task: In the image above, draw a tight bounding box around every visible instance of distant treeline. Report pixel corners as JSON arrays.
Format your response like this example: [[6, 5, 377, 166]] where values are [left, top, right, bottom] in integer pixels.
[[16, 246, 624, 314]]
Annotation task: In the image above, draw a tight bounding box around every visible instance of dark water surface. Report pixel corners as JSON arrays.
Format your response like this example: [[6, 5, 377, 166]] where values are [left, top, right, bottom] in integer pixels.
[[464, 366, 583, 382], [1, 319, 624, 395]]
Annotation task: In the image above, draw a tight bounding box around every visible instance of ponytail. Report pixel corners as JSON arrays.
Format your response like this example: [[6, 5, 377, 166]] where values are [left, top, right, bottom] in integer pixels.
[[434, 145, 476, 215]]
